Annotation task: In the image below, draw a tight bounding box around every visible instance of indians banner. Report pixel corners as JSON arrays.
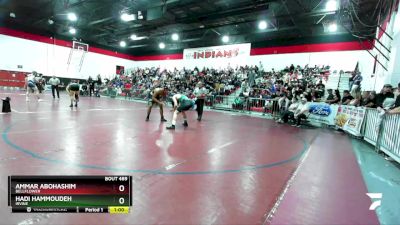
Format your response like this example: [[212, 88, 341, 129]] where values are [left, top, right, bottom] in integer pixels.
[[183, 43, 251, 60], [335, 105, 366, 137], [308, 103, 339, 125]]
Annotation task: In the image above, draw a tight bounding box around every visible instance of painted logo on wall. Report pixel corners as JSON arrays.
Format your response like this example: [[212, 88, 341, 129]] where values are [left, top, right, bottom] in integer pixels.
[[183, 43, 251, 60]]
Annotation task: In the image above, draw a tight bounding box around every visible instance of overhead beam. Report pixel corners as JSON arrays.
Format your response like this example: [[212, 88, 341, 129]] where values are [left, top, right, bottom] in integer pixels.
[[115, 8, 338, 38]]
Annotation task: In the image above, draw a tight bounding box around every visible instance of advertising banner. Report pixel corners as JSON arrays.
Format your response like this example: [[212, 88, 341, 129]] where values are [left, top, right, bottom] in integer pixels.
[[308, 103, 339, 125], [335, 105, 366, 136]]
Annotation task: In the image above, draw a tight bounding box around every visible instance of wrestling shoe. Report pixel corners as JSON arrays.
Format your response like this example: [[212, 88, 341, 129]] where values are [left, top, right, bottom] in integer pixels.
[[183, 121, 188, 127], [161, 118, 167, 122], [166, 125, 175, 130]]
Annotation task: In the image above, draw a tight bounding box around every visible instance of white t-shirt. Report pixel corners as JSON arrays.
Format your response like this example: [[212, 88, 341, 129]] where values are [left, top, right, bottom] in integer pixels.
[[288, 102, 299, 112], [296, 102, 310, 116], [194, 87, 207, 98], [49, 77, 60, 86]]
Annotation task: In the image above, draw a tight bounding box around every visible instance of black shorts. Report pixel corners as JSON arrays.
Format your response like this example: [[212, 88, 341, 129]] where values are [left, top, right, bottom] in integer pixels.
[[36, 83, 43, 91], [177, 100, 194, 112]]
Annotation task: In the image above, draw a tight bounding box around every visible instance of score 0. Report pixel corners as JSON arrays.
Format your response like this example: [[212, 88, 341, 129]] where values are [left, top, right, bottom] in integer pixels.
[[118, 184, 125, 205]]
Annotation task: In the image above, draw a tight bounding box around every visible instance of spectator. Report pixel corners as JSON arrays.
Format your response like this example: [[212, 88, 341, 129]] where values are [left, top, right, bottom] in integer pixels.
[[341, 90, 354, 105], [278, 92, 290, 111], [123, 81, 132, 99], [365, 91, 377, 108], [290, 64, 295, 72], [388, 84, 400, 114], [376, 84, 394, 108], [310, 89, 320, 102], [394, 82, 400, 98], [232, 96, 244, 110], [293, 98, 310, 127], [277, 98, 299, 124], [376, 85, 396, 117], [349, 72, 354, 87], [316, 80, 325, 90], [352, 72, 363, 91], [326, 89, 334, 101], [303, 88, 312, 101], [360, 91, 370, 107], [326, 90, 340, 104], [349, 91, 361, 106]]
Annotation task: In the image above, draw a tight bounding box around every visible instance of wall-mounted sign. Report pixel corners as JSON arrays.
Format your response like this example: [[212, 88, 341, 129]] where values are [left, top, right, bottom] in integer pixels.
[[183, 43, 251, 60]]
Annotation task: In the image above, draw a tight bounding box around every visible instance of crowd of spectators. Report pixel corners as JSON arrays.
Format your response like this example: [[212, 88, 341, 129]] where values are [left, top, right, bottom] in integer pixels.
[[91, 63, 399, 117], [325, 83, 400, 113], [101, 63, 332, 101], [103, 66, 253, 98], [241, 64, 329, 100]]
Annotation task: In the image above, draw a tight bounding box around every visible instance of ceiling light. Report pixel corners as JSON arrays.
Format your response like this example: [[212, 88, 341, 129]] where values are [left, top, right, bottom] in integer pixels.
[[120, 41, 127, 47], [326, 1, 337, 11], [67, 12, 77, 21], [222, 35, 229, 43], [328, 23, 338, 32], [171, 33, 179, 41], [121, 13, 135, 22], [9, 12, 16, 18], [130, 35, 147, 41], [69, 27, 76, 34], [48, 19, 54, 25], [159, 42, 165, 49], [258, 20, 268, 30]]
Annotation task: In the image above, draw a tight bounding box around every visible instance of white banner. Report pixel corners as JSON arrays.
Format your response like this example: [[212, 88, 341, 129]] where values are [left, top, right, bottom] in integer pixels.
[[335, 105, 366, 137], [308, 103, 339, 125], [183, 43, 251, 60]]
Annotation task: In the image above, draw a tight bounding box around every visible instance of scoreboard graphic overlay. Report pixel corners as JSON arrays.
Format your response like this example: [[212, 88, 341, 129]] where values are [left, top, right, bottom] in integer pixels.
[[8, 176, 132, 213]]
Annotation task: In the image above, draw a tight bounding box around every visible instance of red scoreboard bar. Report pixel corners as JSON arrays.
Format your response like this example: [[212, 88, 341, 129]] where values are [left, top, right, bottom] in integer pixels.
[[8, 176, 132, 213]]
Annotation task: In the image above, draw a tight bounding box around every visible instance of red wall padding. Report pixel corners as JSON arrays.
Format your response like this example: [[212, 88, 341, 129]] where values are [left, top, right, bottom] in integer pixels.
[[0, 70, 27, 87]]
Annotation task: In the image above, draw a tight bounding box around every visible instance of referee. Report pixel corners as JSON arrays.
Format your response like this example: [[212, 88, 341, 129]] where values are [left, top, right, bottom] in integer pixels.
[[49, 75, 60, 98], [194, 82, 207, 121]]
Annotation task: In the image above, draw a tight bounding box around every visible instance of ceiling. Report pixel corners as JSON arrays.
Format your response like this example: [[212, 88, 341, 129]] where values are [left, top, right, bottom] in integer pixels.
[[0, 0, 391, 56]]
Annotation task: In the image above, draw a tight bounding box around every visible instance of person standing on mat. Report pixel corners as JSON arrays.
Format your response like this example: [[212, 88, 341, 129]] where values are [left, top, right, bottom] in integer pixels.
[[194, 82, 207, 121], [49, 75, 60, 98], [166, 93, 195, 130], [66, 80, 80, 108], [35, 73, 45, 94], [146, 87, 168, 122], [25, 72, 42, 102], [88, 76, 95, 97]]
